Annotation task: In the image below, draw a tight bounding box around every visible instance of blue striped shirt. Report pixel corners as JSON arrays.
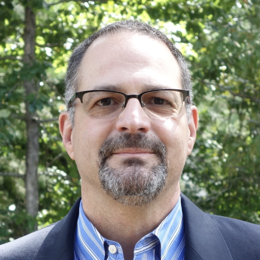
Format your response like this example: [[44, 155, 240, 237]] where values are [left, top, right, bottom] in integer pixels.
[[74, 198, 185, 260]]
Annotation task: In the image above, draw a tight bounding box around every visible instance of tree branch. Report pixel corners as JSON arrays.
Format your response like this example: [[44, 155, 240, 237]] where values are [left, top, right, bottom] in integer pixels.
[[0, 56, 21, 61], [226, 88, 260, 104], [248, 119, 260, 127], [45, 0, 69, 6], [46, 152, 66, 168], [39, 118, 59, 123], [201, 80, 260, 104], [40, 171, 72, 179], [44, 0, 87, 7], [32, 116, 58, 123], [44, 0, 108, 8], [36, 42, 60, 48], [0, 172, 25, 178], [0, 171, 71, 179], [12, 114, 26, 121]]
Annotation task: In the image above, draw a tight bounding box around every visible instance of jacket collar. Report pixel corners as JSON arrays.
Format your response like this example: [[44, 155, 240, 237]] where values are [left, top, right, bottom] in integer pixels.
[[181, 193, 233, 260], [36, 198, 81, 260], [37, 195, 234, 260]]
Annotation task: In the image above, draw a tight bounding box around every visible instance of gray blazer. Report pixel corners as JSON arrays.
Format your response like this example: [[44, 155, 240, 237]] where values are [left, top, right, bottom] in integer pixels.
[[1, 194, 260, 260]]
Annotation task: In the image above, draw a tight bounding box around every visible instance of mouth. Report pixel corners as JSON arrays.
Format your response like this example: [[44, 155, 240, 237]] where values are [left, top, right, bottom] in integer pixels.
[[98, 133, 167, 167], [112, 149, 155, 156]]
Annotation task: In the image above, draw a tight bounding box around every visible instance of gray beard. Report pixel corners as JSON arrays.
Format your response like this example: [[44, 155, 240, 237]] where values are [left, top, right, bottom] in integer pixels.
[[98, 133, 168, 206]]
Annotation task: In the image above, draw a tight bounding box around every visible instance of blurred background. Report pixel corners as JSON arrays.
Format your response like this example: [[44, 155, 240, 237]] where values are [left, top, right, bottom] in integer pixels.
[[0, 0, 259, 244]]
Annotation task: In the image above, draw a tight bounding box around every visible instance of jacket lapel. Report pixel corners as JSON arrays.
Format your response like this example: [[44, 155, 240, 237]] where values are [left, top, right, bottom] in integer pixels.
[[181, 194, 233, 260], [35, 195, 235, 260], [36, 198, 81, 260]]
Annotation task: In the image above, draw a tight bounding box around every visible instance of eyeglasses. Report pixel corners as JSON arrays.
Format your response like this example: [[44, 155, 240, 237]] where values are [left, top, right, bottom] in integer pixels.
[[68, 89, 190, 119]]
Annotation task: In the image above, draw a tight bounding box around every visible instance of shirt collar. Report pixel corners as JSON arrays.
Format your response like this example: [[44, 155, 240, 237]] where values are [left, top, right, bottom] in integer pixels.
[[75, 197, 184, 260], [153, 197, 184, 259]]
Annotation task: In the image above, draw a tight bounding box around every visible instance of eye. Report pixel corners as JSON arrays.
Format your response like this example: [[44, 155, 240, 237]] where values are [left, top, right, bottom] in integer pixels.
[[153, 97, 167, 105], [97, 98, 114, 106], [150, 97, 171, 106]]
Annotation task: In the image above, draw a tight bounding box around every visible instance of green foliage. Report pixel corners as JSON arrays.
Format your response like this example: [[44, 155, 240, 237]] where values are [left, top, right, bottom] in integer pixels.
[[0, 0, 259, 243], [169, 0, 260, 223]]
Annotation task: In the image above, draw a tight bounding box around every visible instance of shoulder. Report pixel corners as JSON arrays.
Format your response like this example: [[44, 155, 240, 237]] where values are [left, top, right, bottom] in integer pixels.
[[0, 223, 57, 260], [212, 213, 260, 235], [0, 198, 81, 260], [181, 193, 260, 237], [211, 214, 260, 254], [181, 193, 260, 260]]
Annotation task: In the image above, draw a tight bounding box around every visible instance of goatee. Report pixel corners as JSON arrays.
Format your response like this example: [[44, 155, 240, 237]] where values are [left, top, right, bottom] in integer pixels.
[[98, 133, 167, 206]]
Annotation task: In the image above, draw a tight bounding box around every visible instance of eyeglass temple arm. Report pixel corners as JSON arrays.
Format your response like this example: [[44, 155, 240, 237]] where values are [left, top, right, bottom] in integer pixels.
[[68, 92, 85, 108], [184, 91, 191, 104]]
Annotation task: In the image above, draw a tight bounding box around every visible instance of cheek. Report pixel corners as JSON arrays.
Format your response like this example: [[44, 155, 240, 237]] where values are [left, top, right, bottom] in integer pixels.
[[154, 118, 189, 163], [156, 119, 179, 148], [71, 120, 114, 185], [72, 118, 115, 163]]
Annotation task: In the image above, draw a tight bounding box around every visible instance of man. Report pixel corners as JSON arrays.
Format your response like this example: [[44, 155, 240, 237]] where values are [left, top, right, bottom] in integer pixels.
[[0, 20, 260, 260]]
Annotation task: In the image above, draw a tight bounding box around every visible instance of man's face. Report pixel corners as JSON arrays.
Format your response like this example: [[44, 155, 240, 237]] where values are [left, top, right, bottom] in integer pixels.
[[60, 31, 197, 206]]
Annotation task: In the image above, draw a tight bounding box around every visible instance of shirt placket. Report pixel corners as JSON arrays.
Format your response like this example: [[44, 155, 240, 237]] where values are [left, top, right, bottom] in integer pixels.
[[105, 241, 124, 260], [133, 236, 159, 260]]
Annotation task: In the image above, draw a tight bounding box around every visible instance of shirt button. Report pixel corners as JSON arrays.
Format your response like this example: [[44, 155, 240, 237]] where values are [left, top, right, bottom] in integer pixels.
[[108, 245, 117, 254]]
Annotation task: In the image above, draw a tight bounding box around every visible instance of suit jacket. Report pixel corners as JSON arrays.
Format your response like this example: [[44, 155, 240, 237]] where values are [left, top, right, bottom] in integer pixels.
[[1, 194, 260, 260]]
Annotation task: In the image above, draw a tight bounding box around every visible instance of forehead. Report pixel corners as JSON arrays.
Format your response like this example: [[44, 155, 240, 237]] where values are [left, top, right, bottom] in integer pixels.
[[78, 31, 182, 92]]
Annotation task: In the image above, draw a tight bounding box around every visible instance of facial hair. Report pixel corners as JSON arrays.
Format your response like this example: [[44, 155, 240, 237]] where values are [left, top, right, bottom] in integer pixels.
[[98, 133, 167, 206]]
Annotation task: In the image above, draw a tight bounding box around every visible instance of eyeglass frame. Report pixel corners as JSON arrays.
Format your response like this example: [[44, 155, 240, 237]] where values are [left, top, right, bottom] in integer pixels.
[[68, 89, 191, 110]]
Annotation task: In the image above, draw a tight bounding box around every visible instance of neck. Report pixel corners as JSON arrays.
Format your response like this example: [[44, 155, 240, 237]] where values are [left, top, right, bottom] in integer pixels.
[[81, 184, 180, 259]]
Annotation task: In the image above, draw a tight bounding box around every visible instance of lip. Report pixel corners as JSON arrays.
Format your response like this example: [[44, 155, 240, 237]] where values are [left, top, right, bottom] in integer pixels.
[[112, 149, 154, 155]]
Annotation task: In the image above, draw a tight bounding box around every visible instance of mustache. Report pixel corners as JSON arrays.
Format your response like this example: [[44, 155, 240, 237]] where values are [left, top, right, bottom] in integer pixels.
[[98, 133, 167, 165]]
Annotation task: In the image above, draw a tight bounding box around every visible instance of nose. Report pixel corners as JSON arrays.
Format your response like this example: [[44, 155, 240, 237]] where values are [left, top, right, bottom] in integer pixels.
[[115, 98, 151, 134]]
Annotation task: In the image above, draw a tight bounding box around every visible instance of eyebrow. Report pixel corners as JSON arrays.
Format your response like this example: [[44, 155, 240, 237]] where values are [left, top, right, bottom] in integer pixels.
[[142, 84, 175, 91], [92, 85, 122, 92], [91, 84, 175, 92]]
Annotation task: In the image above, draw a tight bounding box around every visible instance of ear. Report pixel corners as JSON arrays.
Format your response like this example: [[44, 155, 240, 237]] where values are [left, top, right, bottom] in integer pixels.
[[187, 105, 199, 155], [59, 111, 75, 160]]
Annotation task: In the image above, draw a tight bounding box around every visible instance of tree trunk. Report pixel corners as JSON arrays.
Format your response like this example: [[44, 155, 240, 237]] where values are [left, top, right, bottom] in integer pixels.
[[23, 6, 39, 230]]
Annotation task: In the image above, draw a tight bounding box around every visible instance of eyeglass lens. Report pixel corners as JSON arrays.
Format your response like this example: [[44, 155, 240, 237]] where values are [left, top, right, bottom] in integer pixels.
[[81, 90, 185, 119]]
